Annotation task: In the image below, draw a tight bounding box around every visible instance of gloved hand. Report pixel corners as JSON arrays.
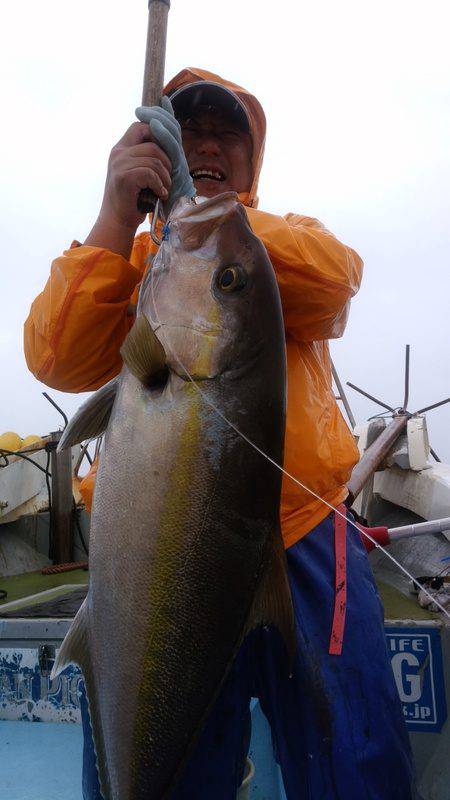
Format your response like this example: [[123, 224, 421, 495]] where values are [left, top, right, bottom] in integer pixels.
[[136, 96, 196, 218]]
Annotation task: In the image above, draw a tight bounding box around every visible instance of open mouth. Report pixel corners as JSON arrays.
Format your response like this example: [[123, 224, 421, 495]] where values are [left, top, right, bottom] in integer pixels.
[[190, 168, 226, 183]]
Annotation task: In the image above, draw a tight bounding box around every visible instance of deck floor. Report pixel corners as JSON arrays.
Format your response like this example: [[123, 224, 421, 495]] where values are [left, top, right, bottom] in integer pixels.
[[0, 720, 83, 800], [0, 702, 287, 799], [0, 569, 88, 608]]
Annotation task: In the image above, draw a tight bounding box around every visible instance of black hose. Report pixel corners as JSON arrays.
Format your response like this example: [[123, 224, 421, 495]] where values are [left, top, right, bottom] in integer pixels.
[[0, 445, 54, 560], [0, 443, 89, 560], [0, 447, 52, 477], [73, 498, 89, 557], [45, 448, 53, 560]]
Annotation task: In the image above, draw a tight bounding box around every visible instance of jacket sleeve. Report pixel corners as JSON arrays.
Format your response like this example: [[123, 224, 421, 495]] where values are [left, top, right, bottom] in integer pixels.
[[24, 233, 154, 392], [245, 207, 363, 341]]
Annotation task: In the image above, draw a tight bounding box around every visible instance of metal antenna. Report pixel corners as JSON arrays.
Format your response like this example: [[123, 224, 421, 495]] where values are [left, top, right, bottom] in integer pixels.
[[42, 392, 68, 429], [415, 398, 450, 415], [331, 360, 356, 428], [403, 344, 410, 410], [430, 447, 441, 463], [346, 382, 396, 413], [346, 345, 449, 463]]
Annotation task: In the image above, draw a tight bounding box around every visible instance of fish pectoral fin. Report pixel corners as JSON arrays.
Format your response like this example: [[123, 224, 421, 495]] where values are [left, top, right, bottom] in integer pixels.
[[57, 376, 119, 451], [244, 529, 296, 666], [120, 314, 167, 385], [51, 598, 89, 679]]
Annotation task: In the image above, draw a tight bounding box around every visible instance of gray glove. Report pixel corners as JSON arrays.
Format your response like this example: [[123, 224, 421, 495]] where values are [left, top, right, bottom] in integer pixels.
[[136, 96, 195, 218]]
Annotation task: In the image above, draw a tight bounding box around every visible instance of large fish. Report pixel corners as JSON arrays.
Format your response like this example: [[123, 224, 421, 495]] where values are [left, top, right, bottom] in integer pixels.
[[54, 192, 294, 799]]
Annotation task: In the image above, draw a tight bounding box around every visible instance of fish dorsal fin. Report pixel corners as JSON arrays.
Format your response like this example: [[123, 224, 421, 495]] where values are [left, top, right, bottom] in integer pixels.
[[51, 597, 89, 679], [58, 376, 119, 451], [120, 314, 166, 385], [244, 529, 296, 666]]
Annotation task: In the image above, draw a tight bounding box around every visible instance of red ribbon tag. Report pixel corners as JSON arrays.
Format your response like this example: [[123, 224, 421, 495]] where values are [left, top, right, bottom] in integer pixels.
[[329, 504, 348, 656]]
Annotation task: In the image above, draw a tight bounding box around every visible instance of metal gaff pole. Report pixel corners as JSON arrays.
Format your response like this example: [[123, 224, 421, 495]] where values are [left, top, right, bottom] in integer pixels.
[[402, 344, 410, 410], [142, 0, 171, 107], [137, 0, 171, 214], [346, 414, 408, 504]]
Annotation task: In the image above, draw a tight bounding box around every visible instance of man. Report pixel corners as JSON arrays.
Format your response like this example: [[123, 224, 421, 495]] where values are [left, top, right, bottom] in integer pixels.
[[24, 68, 414, 799]]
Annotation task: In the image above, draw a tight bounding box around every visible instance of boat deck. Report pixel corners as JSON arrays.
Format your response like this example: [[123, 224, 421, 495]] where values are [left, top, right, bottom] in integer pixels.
[[377, 580, 438, 621], [0, 568, 441, 800], [0, 569, 88, 610], [0, 567, 438, 622], [1, 720, 83, 800], [0, 702, 287, 800]]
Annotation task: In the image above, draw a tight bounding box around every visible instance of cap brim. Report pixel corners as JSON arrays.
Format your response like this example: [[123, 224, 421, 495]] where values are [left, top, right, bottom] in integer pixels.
[[168, 82, 250, 132]]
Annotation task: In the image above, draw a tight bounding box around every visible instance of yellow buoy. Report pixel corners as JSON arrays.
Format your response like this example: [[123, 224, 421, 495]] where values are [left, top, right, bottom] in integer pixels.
[[0, 431, 23, 453], [21, 435, 42, 450]]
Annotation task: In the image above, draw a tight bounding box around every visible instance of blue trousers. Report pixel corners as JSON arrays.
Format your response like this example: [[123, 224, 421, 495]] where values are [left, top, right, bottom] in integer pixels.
[[80, 512, 415, 799]]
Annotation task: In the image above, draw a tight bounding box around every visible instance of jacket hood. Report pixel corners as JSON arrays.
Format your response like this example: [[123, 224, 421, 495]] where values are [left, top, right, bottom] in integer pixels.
[[164, 68, 266, 208]]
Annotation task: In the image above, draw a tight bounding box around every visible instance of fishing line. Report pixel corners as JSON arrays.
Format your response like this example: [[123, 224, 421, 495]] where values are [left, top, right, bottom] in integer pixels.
[[148, 252, 450, 620]]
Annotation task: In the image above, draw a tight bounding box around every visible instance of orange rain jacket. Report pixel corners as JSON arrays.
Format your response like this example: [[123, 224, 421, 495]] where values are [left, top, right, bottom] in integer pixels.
[[24, 68, 363, 549]]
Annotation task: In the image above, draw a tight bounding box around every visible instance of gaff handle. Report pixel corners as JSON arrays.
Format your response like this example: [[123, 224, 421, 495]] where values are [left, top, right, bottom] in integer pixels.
[[137, 0, 171, 214], [137, 188, 157, 215]]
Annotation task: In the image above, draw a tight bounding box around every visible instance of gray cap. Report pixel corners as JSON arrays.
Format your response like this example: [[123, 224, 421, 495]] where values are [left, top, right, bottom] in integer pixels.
[[168, 81, 250, 132]]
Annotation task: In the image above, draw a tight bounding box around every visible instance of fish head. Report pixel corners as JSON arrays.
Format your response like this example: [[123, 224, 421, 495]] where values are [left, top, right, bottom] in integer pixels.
[[139, 193, 284, 383]]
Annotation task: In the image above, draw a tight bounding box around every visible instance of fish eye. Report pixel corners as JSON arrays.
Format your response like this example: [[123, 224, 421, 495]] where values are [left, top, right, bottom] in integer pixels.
[[217, 265, 247, 293]]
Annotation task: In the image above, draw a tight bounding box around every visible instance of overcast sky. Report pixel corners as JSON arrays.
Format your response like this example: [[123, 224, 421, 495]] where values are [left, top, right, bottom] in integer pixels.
[[1, 0, 449, 464]]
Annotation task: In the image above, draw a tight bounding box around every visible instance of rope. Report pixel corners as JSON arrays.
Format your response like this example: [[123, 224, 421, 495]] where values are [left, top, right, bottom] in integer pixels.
[[41, 561, 88, 575]]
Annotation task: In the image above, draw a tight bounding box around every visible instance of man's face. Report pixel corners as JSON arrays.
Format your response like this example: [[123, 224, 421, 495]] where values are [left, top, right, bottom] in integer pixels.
[[180, 108, 253, 198]]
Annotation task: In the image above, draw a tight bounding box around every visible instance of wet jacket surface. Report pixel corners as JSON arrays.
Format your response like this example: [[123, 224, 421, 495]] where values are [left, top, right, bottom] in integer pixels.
[[24, 68, 363, 547]]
